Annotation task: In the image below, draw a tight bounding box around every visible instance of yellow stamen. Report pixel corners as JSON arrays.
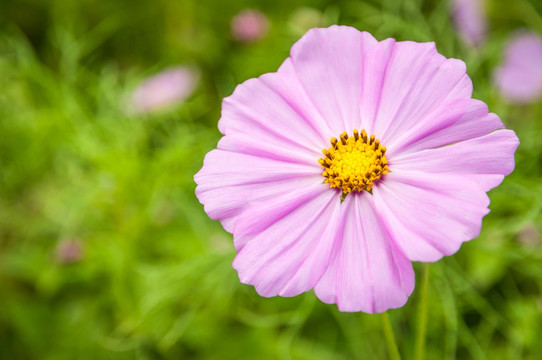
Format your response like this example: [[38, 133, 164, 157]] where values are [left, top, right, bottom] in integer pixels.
[[319, 129, 389, 198]]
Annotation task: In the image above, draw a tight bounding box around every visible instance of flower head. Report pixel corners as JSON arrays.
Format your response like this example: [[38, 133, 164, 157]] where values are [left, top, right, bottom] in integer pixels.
[[231, 10, 270, 43], [195, 26, 518, 313], [129, 66, 199, 114], [451, 0, 487, 47], [494, 32, 542, 104]]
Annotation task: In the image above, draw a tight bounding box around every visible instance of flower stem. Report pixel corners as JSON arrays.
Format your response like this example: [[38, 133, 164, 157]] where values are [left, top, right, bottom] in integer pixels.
[[414, 263, 430, 360], [380, 312, 401, 360]]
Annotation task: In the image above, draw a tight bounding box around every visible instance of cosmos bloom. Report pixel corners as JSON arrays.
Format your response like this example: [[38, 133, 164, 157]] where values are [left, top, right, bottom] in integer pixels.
[[195, 26, 518, 313], [494, 32, 542, 104], [129, 66, 199, 114], [231, 10, 270, 43], [451, 0, 487, 47]]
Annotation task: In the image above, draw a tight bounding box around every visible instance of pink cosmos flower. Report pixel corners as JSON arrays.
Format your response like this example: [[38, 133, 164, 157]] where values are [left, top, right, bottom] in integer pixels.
[[231, 10, 269, 43], [451, 0, 487, 47], [494, 32, 542, 104], [130, 66, 199, 114], [194, 26, 519, 313]]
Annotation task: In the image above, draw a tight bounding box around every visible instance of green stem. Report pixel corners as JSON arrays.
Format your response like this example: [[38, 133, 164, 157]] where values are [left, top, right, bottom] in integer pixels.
[[380, 312, 401, 360], [414, 263, 430, 360]]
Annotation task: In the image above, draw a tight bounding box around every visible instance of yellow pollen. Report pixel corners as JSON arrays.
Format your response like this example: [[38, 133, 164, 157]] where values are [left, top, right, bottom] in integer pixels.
[[319, 129, 389, 198]]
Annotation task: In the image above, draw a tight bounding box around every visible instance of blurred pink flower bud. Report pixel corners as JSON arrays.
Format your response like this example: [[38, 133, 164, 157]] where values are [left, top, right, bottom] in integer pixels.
[[451, 0, 487, 47], [517, 224, 540, 247], [56, 239, 84, 264], [494, 32, 542, 104], [231, 10, 269, 43], [130, 66, 200, 114]]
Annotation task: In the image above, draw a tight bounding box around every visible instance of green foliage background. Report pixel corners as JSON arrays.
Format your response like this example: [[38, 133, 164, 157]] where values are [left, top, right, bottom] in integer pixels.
[[1, 0, 541, 358]]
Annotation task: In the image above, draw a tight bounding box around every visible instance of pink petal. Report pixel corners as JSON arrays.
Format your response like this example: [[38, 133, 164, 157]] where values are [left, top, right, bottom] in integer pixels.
[[372, 193, 444, 262], [372, 171, 490, 262], [233, 181, 331, 250], [313, 194, 414, 313], [218, 72, 329, 154], [217, 132, 316, 165], [359, 38, 397, 134], [232, 188, 340, 297], [391, 129, 519, 190], [369, 41, 472, 144], [264, 60, 334, 140], [194, 149, 321, 232], [289, 25, 379, 135], [386, 98, 504, 156]]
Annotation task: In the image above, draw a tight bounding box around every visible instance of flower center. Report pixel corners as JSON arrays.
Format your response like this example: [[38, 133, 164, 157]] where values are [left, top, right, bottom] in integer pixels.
[[319, 129, 389, 198]]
